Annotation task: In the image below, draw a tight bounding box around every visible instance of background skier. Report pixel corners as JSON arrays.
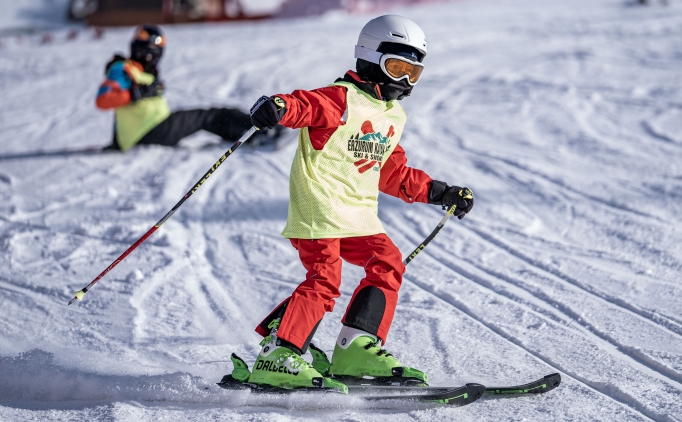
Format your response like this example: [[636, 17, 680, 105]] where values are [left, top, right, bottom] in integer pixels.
[[96, 24, 279, 152], [240, 15, 475, 392]]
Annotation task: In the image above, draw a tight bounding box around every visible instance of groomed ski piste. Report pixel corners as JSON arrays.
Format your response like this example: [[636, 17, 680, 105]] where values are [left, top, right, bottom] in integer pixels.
[[1, 0, 682, 420]]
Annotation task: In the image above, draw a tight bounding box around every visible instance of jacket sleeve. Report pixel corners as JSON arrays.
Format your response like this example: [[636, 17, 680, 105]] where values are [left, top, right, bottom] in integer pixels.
[[95, 61, 133, 109], [275, 86, 347, 150], [379, 144, 433, 204]]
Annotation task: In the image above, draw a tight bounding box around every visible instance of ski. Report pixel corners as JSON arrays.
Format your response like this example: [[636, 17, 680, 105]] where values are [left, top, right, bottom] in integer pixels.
[[308, 343, 561, 397], [358, 383, 485, 405], [342, 373, 561, 396], [217, 373, 485, 406], [218, 349, 559, 406], [485, 373, 561, 395]]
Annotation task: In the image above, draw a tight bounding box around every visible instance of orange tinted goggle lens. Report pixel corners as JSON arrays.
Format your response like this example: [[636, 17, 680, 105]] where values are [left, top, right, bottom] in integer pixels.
[[135, 29, 166, 47], [384, 58, 423, 84]]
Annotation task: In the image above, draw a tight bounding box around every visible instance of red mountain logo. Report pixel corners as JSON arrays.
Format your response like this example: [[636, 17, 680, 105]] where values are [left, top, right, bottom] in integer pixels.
[[348, 121, 396, 174]]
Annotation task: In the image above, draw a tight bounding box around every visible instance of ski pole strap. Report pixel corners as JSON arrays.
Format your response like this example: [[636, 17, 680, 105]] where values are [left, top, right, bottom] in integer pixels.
[[403, 205, 457, 266]]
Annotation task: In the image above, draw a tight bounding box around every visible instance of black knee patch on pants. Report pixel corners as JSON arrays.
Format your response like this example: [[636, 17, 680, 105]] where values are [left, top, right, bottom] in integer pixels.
[[344, 286, 386, 335]]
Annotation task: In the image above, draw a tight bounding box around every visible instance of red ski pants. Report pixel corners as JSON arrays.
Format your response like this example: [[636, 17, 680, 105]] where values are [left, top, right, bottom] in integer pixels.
[[255, 234, 405, 350]]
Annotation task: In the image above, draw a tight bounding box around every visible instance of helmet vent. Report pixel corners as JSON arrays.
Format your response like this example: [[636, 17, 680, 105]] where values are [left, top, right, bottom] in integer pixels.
[[389, 32, 405, 39]]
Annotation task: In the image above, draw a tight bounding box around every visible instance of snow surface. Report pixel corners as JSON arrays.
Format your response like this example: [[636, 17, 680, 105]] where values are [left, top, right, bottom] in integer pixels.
[[1, 0, 682, 420]]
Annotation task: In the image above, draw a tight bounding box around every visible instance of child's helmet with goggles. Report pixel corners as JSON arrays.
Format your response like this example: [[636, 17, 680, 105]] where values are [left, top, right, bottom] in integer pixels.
[[130, 24, 165, 72], [354, 15, 427, 87]]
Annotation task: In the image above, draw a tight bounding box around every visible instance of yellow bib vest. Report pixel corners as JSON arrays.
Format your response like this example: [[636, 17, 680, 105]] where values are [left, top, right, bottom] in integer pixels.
[[114, 61, 171, 152], [282, 81, 407, 239]]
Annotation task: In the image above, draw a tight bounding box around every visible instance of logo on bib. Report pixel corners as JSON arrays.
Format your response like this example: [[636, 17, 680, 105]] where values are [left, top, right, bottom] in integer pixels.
[[347, 121, 396, 174]]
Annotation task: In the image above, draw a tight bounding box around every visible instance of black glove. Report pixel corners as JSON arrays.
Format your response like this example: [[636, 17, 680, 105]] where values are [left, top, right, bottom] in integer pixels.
[[105, 53, 126, 75], [130, 79, 164, 102], [250, 95, 287, 130], [428, 180, 474, 220]]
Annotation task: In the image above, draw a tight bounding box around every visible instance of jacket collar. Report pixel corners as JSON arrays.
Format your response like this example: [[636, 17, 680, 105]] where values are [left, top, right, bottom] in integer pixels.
[[336, 70, 383, 101]]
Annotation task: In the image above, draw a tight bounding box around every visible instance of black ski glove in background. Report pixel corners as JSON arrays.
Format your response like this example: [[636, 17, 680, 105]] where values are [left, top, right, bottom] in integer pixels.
[[250, 96, 287, 130], [428, 180, 474, 220], [130, 79, 164, 102]]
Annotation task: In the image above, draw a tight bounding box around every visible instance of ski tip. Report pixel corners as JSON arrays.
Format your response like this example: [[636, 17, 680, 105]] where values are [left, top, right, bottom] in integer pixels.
[[486, 373, 562, 395], [465, 383, 486, 404], [543, 373, 562, 392]]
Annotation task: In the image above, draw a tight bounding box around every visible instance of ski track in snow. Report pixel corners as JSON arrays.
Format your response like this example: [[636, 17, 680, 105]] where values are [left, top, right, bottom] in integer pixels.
[[1, 0, 682, 420]]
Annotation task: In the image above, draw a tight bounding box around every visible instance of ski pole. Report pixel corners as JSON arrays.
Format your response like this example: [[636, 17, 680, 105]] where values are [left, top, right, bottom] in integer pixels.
[[67, 126, 258, 305], [403, 187, 472, 266]]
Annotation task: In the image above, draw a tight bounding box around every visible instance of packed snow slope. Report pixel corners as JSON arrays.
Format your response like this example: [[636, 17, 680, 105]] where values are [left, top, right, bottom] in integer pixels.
[[1, 0, 682, 420]]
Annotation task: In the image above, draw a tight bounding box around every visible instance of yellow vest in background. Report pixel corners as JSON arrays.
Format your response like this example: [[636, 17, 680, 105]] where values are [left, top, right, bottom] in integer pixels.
[[282, 81, 407, 239], [114, 61, 171, 152]]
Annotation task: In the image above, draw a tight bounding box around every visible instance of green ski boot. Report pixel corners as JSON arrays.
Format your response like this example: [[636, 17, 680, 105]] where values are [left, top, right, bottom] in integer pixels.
[[246, 319, 348, 394], [327, 326, 428, 386]]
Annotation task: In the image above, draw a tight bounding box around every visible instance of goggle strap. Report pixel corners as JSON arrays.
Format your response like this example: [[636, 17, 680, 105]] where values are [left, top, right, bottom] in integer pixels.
[[354, 45, 383, 65]]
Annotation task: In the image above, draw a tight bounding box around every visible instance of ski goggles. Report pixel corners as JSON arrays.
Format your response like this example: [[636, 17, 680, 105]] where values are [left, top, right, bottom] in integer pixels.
[[133, 28, 166, 48], [355, 45, 425, 86]]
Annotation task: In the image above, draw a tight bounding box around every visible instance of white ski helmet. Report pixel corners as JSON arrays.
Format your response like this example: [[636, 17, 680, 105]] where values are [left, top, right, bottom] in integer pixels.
[[354, 15, 427, 64]]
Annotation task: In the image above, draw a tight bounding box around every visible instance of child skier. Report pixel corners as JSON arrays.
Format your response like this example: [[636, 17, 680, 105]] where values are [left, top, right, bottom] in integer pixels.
[[96, 24, 279, 152], [243, 15, 474, 393]]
